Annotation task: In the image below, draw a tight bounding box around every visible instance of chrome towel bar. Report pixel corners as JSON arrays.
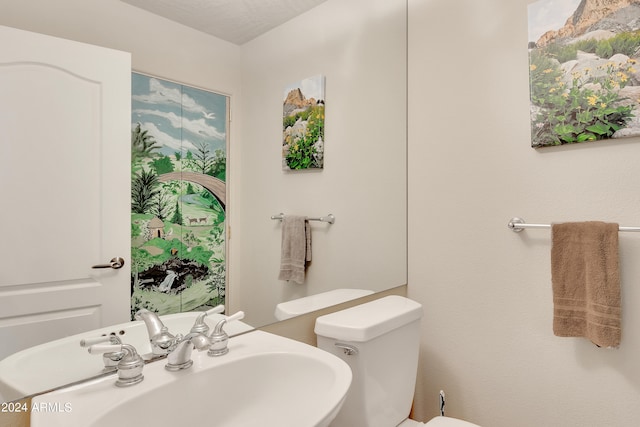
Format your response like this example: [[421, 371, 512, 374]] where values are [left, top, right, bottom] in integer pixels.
[[271, 213, 335, 224], [508, 217, 640, 233]]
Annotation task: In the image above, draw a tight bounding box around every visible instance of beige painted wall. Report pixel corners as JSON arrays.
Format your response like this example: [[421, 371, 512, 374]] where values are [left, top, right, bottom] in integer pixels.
[[408, 0, 640, 425], [0, 0, 241, 94]]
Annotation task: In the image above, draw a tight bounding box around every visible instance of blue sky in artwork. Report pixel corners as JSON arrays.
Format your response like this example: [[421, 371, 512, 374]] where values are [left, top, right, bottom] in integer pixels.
[[528, 0, 581, 43], [132, 73, 227, 157]]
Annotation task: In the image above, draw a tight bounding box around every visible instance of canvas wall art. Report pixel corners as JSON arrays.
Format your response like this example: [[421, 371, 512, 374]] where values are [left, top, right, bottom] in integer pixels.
[[130, 73, 228, 317], [528, 0, 640, 148], [283, 75, 325, 170]]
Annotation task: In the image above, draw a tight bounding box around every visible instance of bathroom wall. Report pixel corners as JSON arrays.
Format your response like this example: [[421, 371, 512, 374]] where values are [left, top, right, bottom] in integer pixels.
[[408, 0, 640, 426], [232, 0, 407, 326], [0, 0, 241, 96]]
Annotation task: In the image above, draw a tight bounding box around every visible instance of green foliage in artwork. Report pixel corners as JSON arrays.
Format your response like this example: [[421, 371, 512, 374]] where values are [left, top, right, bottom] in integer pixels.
[[131, 246, 159, 277], [132, 222, 141, 238], [529, 49, 635, 147], [285, 105, 324, 169], [209, 149, 226, 181], [539, 31, 640, 63], [183, 143, 226, 179], [211, 207, 225, 225], [142, 237, 214, 268], [283, 115, 297, 129], [131, 123, 160, 166], [132, 169, 159, 214], [149, 155, 175, 175], [206, 263, 226, 306], [283, 108, 312, 129], [170, 200, 183, 225], [206, 195, 225, 224], [151, 190, 173, 221], [183, 246, 216, 266]]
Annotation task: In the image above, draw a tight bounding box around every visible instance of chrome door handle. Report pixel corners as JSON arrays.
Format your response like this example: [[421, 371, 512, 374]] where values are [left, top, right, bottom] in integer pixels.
[[92, 257, 125, 269]]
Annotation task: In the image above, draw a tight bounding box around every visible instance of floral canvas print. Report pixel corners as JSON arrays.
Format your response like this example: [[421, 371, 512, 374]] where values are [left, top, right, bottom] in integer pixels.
[[528, 0, 640, 147], [130, 73, 228, 318], [283, 75, 325, 170]]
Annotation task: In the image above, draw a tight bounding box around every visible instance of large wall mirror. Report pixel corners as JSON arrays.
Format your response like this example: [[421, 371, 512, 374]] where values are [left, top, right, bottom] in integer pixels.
[[229, 0, 407, 328], [0, 0, 406, 403]]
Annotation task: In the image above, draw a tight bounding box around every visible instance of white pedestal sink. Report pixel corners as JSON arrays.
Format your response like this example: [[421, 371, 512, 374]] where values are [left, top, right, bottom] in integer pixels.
[[0, 312, 253, 401], [30, 330, 352, 427]]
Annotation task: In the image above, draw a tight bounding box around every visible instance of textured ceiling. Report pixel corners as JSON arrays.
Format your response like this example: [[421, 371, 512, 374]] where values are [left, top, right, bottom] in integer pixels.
[[120, 0, 328, 45]]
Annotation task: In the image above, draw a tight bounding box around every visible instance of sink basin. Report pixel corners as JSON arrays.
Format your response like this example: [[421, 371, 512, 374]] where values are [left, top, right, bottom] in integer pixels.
[[31, 330, 352, 427], [0, 312, 253, 401]]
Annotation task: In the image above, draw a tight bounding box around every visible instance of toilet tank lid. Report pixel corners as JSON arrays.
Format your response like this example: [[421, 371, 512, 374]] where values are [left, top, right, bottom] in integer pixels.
[[275, 289, 375, 321], [314, 295, 423, 342]]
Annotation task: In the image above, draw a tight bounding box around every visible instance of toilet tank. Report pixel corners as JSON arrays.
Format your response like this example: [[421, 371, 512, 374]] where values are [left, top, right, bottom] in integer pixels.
[[314, 296, 423, 427]]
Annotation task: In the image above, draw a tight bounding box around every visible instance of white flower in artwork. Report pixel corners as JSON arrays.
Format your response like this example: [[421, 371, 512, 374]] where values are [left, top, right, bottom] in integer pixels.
[[313, 136, 324, 166]]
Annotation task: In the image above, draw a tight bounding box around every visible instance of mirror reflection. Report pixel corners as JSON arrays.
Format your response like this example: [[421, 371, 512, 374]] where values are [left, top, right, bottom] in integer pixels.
[[0, 0, 407, 403], [228, 0, 407, 328]]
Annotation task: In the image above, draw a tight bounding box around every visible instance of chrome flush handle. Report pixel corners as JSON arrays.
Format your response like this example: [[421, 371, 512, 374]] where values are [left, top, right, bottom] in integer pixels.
[[335, 343, 359, 356]]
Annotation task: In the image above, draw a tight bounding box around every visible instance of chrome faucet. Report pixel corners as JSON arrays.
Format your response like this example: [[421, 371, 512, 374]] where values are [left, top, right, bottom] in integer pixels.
[[165, 336, 196, 371], [134, 309, 165, 338], [88, 343, 144, 387], [135, 305, 225, 357], [164, 329, 214, 371], [135, 309, 177, 356], [165, 310, 245, 369]]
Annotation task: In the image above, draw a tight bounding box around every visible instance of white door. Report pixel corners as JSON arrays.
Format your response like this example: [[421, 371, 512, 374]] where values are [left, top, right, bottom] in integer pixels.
[[0, 26, 131, 360]]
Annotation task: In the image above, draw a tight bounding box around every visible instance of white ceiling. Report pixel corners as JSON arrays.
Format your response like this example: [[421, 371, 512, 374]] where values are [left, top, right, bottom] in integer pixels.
[[120, 0, 328, 45]]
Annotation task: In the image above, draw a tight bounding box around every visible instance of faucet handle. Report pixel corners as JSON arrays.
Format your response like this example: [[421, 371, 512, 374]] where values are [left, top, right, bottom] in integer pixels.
[[87, 344, 123, 354], [222, 310, 245, 325], [190, 304, 226, 335], [81, 335, 123, 370], [206, 304, 226, 316], [81, 334, 122, 347], [80, 335, 119, 347], [88, 344, 144, 387], [207, 311, 245, 357]]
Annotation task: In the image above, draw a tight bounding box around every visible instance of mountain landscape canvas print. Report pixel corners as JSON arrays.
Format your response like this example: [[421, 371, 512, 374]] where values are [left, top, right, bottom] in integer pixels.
[[282, 75, 325, 170], [528, 0, 640, 147]]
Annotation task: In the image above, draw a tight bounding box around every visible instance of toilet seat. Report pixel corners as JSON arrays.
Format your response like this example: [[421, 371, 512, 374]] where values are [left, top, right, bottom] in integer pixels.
[[397, 416, 481, 426], [398, 418, 426, 426], [424, 416, 481, 426]]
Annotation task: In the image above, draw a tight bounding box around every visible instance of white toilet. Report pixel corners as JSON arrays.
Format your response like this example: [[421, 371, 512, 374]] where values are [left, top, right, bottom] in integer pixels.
[[314, 295, 481, 427]]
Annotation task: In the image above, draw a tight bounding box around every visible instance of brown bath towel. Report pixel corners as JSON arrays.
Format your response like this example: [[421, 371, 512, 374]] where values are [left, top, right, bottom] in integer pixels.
[[278, 215, 311, 284], [551, 222, 621, 348]]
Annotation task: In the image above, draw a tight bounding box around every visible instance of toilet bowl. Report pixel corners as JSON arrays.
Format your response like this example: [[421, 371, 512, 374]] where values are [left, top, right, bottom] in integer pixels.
[[314, 296, 481, 427]]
